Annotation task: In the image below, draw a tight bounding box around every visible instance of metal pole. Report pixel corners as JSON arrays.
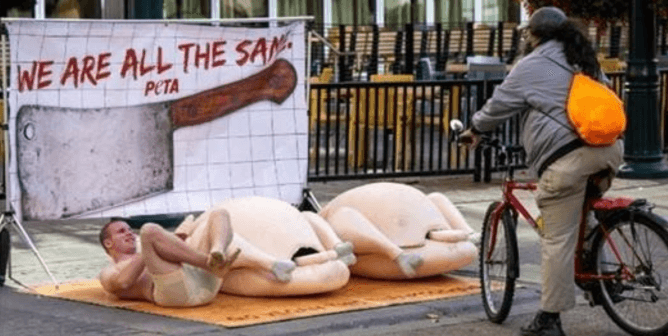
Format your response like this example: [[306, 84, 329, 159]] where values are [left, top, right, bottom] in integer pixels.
[[1, 16, 315, 24], [0, 28, 7, 287], [34, 0, 45, 19], [1, 28, 59, 289], [269, 0, 278, 28], [211, 0, 220, 25], [618, 0, 668, 178], [2, 33, 9, 207]]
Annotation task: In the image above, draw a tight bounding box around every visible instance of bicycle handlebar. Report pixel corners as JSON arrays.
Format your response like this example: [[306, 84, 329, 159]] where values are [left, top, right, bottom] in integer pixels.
[[450, 123, 524, 156], [450, 120, 525, 178]]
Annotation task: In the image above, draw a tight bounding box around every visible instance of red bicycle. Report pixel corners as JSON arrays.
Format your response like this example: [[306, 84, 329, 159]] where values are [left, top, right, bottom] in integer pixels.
[[451, 120, 668, 336]]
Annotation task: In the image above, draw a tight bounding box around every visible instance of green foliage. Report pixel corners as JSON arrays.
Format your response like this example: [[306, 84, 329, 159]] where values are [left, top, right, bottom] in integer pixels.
[[519, 0, 668, 24]]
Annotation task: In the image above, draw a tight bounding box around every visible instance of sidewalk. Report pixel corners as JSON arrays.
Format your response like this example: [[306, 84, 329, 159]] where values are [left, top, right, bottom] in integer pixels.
[[2, 173, 668, 335]]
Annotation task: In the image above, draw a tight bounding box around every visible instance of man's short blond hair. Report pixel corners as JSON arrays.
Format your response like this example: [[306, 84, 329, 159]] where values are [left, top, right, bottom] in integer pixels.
[[99, 218, 127, 253]]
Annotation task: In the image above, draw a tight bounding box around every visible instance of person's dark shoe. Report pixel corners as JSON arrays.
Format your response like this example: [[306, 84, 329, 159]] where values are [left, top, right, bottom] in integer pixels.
[[520, 311, 566, 336]]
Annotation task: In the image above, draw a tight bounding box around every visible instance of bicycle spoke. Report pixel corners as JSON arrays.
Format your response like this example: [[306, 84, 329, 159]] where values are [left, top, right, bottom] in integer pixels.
[[480, 201, 517, 324], [613, 226, 648, 271], [596, 216, 668, 335]]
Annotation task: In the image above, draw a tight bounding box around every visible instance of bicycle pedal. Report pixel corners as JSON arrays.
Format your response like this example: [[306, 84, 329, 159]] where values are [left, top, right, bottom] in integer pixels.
[[583, 291, 597, 307]]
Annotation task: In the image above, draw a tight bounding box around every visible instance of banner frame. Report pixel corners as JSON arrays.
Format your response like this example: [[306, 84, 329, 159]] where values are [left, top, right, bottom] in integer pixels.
[[0, 28, 59, 289]]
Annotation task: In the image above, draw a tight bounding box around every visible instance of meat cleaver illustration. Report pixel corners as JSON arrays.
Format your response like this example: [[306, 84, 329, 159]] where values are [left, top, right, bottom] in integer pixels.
[[17, 59, 297, 220]]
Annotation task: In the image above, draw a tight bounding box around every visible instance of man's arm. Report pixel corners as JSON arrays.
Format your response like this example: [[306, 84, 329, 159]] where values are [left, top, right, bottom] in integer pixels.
[[99, 254, 146, 293], [471, 59, 533, 133]]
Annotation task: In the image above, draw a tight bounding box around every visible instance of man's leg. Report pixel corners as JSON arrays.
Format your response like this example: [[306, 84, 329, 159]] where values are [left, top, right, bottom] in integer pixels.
[[185, 209, 235, 269], [520, 170, 582, 336], [535, 144, 624, 314], [140, 223, 217, 276], [522, 146, 623, 336], [537, 185, 585, 312]]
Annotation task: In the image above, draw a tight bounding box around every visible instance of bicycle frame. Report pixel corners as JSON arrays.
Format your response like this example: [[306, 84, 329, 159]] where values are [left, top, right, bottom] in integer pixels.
[[486, 178, 536, 262], [576, 199, 637, 283], [486, 177, 638, 283]]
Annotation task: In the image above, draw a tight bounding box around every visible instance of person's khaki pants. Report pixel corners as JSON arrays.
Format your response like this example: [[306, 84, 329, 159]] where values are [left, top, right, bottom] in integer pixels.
[[535, 140, 624, 312]]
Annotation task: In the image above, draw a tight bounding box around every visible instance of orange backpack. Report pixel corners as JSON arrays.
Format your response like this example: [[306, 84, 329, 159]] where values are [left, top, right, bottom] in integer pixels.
[[542, 57, 626, 146], [567, 73, 626, 146]]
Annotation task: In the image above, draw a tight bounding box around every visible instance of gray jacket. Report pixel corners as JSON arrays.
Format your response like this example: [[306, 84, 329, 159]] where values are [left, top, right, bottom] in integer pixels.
[[471, 39, 607, 177]]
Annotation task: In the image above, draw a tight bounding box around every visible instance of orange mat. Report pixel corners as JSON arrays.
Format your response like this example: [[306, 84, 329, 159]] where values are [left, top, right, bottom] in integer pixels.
[[30, 275, 481, 327]]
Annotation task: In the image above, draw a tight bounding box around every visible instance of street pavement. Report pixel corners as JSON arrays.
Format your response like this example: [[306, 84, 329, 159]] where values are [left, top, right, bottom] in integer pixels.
[[2, 171, 668, 336]]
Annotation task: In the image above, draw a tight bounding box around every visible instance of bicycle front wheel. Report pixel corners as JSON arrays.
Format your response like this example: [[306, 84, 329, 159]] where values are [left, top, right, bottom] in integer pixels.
[[480, 201, 519, 324], [592, 210, 668, 336]]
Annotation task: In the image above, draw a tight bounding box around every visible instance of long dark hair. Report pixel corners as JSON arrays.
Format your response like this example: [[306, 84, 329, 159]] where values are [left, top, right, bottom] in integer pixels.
[[532, 19, 601, 79]]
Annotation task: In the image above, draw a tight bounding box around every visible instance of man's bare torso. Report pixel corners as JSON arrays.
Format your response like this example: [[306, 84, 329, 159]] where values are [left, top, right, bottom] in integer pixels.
[[100, 258, 154, 301]]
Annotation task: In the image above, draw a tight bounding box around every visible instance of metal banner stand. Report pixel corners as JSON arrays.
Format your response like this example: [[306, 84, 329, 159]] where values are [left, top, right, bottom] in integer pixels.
[[0, 28, 59, 289]]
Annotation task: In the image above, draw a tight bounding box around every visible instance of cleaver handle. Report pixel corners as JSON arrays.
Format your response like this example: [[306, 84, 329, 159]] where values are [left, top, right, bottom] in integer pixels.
[[170, 59, 298, 127]]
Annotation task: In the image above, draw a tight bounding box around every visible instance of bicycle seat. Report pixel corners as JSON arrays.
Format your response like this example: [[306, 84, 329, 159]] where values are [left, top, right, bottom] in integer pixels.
[[590, 197, 635, 211]]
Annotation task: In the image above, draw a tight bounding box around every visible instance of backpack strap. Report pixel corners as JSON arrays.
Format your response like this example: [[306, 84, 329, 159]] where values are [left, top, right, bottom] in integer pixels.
[[531, 55, 576, 133], [543, 55, 576, 74]]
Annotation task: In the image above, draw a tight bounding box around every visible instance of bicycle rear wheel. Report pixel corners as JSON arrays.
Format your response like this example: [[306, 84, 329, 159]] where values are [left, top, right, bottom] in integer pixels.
[[592, 210, 668, 336], [480, 201, 518, 324]]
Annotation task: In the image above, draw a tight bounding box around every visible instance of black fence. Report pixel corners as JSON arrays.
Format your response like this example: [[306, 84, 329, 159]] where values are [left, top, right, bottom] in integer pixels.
[[307, 77, 514, 182], [307, 19, 648, 83], [307, 70, 668, 183]]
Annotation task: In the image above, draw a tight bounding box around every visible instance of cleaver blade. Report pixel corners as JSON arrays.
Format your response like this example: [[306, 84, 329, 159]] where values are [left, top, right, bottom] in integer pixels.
[[16, 59, 297, 220]]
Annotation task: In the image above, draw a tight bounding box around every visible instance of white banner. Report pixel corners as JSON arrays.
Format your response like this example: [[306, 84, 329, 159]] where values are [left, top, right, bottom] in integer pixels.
[[4, 20, 308, 221]]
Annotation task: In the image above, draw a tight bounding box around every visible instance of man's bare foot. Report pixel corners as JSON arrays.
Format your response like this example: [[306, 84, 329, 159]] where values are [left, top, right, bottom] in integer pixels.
[[207, 251, 225, 269], [271, 260, 296, 283], [209, 248, 241, 278]]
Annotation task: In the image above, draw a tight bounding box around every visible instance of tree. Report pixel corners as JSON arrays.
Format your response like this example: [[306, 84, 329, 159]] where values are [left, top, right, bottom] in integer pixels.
[[1, 0, 36, 17], [519, 0, 668, 25]]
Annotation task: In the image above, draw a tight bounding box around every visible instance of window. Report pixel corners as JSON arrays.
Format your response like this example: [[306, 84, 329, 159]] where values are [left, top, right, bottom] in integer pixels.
[[221, 0, 268, 19], [435, 0, 463, 27], [164, 0, 211, 19], [461, 0, 473, 22], [333, 0, 373, 26], [278, 0, 307, 17], [1, 0, 32, 17], [41, 0, 101, 18], [385, 0, 424, 28]]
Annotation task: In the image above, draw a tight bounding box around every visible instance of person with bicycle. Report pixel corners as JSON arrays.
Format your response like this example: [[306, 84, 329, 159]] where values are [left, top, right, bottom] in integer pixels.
[[460, 6, 624, 336]]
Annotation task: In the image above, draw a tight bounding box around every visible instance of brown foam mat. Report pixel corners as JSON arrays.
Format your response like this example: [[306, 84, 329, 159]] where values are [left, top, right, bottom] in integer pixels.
[[29, 275, 481, 327]]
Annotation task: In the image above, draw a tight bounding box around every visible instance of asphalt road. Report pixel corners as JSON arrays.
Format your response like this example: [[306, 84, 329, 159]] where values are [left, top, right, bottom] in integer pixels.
[[2, 174, 668, 335]]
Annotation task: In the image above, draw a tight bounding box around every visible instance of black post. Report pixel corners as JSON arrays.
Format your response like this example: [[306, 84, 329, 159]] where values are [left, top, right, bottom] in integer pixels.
[[0, 228, 8, 286], [436, 23, 443, 69], [368, 24, 379, 80], [405, 23, 414, 75], [618, 0, 668, 178], [466, 21, 474, 58], [609, 25, 622, 59], [497, 21, 504, 60], [338, 25, 347, 82]]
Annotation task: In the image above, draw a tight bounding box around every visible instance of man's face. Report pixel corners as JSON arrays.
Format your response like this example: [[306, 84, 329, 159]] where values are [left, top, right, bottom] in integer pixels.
[[520, 28, 539, 56], [104, 221, 137, 255]]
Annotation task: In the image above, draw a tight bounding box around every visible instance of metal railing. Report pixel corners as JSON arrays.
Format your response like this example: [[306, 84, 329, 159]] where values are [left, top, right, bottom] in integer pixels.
[[307, 70, 668, 182], [307, 77, 515, 181]]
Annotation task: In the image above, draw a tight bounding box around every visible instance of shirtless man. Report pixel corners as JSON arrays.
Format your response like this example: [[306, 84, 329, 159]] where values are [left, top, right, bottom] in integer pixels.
[[99, 209, 238, 307]]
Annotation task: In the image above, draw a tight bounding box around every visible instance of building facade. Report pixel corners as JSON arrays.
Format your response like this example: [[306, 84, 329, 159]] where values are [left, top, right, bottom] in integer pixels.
[[2, 0, 525, 26]]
